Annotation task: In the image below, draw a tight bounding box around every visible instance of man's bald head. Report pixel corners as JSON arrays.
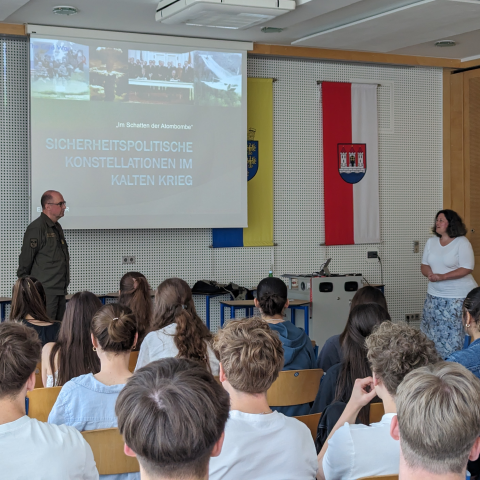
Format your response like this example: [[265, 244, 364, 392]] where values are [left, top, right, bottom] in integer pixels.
[[41, 190, 60, 210]]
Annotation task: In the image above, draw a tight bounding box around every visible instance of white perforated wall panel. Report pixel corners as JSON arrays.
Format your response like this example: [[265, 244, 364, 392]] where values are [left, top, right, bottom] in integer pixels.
[[1, 37, 442, 331]]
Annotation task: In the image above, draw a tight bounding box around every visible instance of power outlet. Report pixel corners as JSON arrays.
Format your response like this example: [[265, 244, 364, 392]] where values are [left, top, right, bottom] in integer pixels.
[[367, 250, 378, 261], [122, 256, 136, 265], [405, 313, 420, 324]]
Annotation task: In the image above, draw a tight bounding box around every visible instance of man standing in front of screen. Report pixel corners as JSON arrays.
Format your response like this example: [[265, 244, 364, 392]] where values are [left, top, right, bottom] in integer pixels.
[[17, 190, 69, 321]]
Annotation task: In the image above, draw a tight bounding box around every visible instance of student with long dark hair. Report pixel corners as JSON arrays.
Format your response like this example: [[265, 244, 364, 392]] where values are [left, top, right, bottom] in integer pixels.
[[9, 276, 60, 346], [118, 271, 152, 347], [49, 303, 139, 480], [317, 285, 388, 372], [254, 276, 316, 416], [136, 278, 219, 374], [311, 303, 390, 422], [42, 291, 102, 387]]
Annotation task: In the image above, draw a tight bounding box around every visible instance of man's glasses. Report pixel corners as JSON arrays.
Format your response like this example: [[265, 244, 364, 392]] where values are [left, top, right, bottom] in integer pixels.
[[47, 202, 67, 207]]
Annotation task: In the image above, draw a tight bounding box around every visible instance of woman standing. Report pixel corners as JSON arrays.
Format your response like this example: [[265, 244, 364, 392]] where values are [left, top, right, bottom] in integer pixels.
[[421, 209, 477, 358]]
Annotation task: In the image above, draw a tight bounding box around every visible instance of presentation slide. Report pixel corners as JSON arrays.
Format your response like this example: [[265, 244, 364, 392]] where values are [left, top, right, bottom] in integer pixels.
[[30, 34, 247, 229]]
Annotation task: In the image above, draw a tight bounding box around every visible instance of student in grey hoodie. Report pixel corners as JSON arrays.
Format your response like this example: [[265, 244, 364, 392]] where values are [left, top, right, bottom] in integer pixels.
[[254, 277, 316, 416]]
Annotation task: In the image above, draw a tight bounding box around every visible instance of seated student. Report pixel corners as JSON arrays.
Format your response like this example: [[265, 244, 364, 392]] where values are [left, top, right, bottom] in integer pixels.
[[42, 291, 102, 387], [118, 272, 152, 347], [311, 303, 390, 421], [0, 322, 98, 479], [49, 304, 139, 480], [210, 317, 318, 480], [254, 277, 316, 416], [116, 358, 229, 480], [317, 286, 388, 372], [136, 278, 218, 375], [9, 276, 60, 346], [317, 322, 440, 480], [447, 286, 480, 378], [391, 362, 480, 480]]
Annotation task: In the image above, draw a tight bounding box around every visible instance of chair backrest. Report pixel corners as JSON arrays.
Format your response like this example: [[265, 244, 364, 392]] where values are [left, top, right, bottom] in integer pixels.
[[266, 369, 323, 406], [81, 428, 139, 475], [369, 402, 385, 424], [357, 475, 398, 480], [128, 351, 139, 373], [34, 362, 43, 388], [293, 413, 322, 440], [26, 386, 62, 422]]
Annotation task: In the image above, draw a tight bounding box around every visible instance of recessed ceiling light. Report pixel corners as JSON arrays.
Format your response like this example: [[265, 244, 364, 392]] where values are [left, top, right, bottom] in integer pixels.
[[52, 6, 78, 15], [261, 27, 284, 33], [435, 40, 456, 47]]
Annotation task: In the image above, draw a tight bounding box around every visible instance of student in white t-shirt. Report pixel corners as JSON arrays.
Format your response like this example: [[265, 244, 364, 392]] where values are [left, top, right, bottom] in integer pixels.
[[136, 278, 219, 374], [0, 321, 98, 480], [421, 209, 478, 358], [210, 316, 318, 480], [317, 322, 440, 480]]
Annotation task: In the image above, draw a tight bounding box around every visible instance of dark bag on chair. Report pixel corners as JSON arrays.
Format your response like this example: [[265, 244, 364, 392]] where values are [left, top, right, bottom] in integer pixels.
[[315, 401, 347, 453]]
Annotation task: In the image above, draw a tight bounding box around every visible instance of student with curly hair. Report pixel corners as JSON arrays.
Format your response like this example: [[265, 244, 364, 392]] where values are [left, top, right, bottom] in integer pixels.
[[136, 278, 218, 375], [317, 322, 440, 480], [421, 209, 477, 358]]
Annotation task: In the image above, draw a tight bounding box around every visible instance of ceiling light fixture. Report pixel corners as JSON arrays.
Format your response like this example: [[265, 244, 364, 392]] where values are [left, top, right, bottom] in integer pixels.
[[435, 39, 456, 47], [261, 27, 284, 33], [52, 6, 78, 15]]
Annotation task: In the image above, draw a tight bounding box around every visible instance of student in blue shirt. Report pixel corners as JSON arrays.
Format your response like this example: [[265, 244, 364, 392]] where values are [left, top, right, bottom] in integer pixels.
[[254, 277, 316, 416], [447, 286, 480, 379], [49, 303, 139, 480]]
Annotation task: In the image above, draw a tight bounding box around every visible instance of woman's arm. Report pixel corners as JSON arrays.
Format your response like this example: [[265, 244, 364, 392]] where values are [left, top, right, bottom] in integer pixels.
[[428, 268, 473, 282], [41, 342, 54, 387], [421, 264, 433, 278]]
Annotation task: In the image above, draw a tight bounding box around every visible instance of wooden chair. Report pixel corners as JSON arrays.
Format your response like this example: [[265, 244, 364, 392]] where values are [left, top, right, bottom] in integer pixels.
[[266, 369, 323, 406], [128, 351, 139, 373], [357, 475, 398, 480], [26, 386, 62, 422], [293, 412, 322, 440], [34, 362, 43, 388], [369, 402, 385, 424], [81, 428, 139, 475]]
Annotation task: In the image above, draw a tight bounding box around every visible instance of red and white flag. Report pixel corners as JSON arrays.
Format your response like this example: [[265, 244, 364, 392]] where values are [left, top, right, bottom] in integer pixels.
[[322, 82, 380, 245]]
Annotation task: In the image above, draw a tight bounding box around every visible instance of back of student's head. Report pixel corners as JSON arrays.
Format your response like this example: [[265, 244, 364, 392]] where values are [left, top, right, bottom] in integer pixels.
[[256, 277, 288, 317], [396, 362, 480, 475], [10, 276, 50, 323], [462, 286, 480, 330], [152, 278, 212, 371], [119, 272, 152, 344], [116, 358, 229, 479], [350, 285, 388, 312], [213, 316, 284, 394], [0, 322, 42, 398], [91, 303, 137, 353], [336, 303, 390, 423], [51, 291, 102, 386], [366, 322, 440, 396]]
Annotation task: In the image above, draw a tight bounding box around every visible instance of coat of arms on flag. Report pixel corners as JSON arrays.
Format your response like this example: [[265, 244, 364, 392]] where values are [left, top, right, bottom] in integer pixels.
[[338, 143, 366, 184], [247, 128, 259, 181]]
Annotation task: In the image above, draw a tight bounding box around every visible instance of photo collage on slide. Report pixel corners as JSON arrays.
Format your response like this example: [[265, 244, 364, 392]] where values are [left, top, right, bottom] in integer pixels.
[[30, 39, 242, 107]]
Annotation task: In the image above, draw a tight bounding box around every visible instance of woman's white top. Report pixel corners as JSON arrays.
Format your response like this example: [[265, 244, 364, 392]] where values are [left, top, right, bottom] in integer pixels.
[[136, 323, 219, 375], [46, 371, 58, 388], [422, 236, 477, 298]]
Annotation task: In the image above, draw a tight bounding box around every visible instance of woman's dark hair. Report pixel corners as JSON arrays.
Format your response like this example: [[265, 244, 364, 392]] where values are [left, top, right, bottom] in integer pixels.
[[335, 303, 391, 424], [10, 276, 51, 324], [432, 209, 467, 238], [256, 277, 288, 317], [350, 286, 388, 312], [91, 304, 137, 353], [151, 278, 213, 372], [118, 272, 152, 346], [49, 291, 102, 386], [463, 287, 480, 331]]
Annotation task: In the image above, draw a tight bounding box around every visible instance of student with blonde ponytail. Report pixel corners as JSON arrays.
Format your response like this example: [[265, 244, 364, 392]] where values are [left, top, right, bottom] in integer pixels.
[[49, 303, 139, 480], [136, 278, 219, 375], [118, 272, 152, 347]]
